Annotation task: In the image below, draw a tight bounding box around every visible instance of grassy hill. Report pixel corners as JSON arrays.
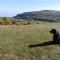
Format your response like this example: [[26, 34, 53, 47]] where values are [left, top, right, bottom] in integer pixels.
[[13, 10, 60, 22], [0, 23, 60, 60]]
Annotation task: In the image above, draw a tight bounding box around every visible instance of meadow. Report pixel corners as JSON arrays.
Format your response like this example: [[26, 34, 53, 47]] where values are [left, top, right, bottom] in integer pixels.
[[0, 23, 60, 60]]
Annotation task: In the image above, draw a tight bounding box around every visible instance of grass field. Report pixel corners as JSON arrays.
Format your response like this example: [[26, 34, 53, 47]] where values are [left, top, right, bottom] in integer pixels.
[[0, 23, 60, 60]]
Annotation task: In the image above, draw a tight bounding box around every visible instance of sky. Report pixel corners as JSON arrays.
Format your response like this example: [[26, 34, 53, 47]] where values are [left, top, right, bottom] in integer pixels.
[[0, 0, 60, 17]]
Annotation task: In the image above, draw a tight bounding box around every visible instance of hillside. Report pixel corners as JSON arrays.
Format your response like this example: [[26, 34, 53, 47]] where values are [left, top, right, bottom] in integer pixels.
[[13, 10, 60, 22]]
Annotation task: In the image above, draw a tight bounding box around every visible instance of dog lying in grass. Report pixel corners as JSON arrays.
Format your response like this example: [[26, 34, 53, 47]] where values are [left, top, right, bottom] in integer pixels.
[[28, 29, 60, 48], [50, 29, 60, 43]]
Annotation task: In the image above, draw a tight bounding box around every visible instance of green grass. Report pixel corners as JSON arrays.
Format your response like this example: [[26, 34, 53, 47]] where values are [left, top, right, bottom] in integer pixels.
[[0, 23, 60, 60]]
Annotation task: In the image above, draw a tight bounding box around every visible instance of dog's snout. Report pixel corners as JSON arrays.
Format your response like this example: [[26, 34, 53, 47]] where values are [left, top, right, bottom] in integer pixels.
[[50, 30, 53, 33]]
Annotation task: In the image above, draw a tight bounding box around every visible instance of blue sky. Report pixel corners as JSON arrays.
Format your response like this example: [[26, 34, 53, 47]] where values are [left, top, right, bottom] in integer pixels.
[[0, 0, 60, 17]]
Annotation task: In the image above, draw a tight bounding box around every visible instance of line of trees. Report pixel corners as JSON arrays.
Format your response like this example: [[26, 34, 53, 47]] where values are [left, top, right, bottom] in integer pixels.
[[0, 17, 31, 25]]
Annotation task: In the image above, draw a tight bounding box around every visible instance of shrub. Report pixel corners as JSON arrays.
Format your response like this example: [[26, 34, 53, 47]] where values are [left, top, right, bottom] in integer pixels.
[[1, 17, 12, 25], [27, 22, 30, 25]]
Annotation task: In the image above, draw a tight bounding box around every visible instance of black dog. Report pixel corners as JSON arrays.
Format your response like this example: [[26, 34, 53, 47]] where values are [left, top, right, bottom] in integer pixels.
[[50, 29, 60, 43], [28, 29, 60, 48]]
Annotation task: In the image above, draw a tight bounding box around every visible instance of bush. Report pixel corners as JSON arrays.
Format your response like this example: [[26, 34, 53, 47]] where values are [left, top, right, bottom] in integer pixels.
[[15, 21, 21, 25], [0, 17, 12, 25], [27, 22, 30, 25]]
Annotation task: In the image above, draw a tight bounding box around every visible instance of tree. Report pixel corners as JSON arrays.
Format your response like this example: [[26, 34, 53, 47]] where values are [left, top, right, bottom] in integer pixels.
[[1, 17, 12, 25]]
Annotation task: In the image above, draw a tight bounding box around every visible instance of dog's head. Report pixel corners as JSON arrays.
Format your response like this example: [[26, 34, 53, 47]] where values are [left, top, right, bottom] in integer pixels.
[[50, 29, 57, 34]]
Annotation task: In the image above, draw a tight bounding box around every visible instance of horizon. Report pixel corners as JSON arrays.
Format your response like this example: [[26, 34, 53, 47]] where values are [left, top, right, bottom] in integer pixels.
[[0, 0, 60, 17]]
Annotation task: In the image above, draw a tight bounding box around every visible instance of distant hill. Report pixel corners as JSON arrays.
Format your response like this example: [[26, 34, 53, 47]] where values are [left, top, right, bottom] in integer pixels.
[[13, 10, 60, 22]]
